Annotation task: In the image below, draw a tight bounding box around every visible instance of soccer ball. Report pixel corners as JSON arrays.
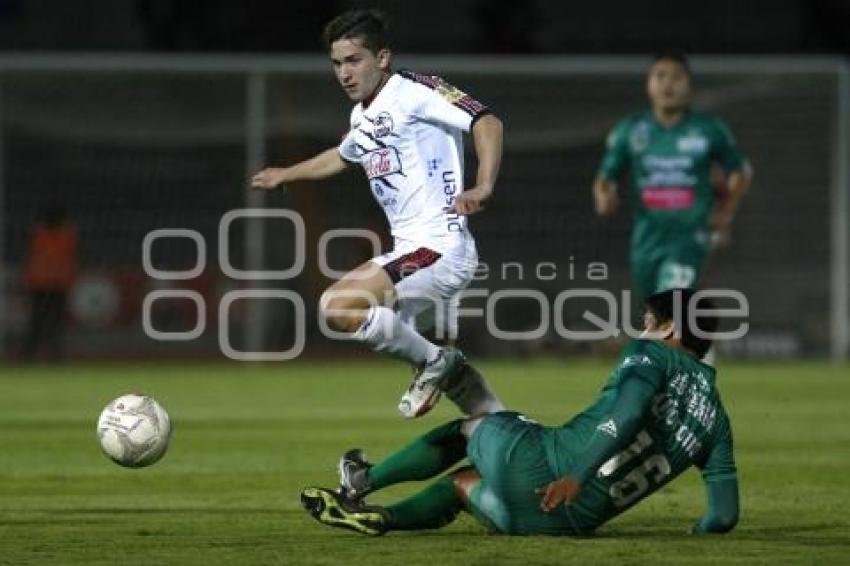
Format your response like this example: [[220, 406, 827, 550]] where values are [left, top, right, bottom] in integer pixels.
[[97, 394, 171, 468]]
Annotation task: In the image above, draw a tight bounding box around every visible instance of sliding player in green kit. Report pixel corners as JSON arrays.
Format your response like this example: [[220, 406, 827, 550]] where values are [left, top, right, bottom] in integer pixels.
[[593, 53, 753, 303], [300, 288, 739, 536]]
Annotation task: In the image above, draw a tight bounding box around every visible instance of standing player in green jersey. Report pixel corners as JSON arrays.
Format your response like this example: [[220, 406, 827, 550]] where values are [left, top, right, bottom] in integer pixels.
[[300, 288, 739, 536], [593, 53, 754, 303]]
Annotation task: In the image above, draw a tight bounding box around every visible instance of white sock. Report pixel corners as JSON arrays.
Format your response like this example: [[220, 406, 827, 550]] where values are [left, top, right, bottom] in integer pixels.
[[444, 364, 505, 417], [352, 306, 441, 366], [461, 416, 483, 439]]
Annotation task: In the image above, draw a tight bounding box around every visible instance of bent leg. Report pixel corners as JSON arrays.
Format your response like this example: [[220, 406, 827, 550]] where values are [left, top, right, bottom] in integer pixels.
[[322, 260, 441, 367], [383, 475, 464, 531], [362, 419, 468, 495], [378, 466, 508, 533], [320, 261, 395, 333]]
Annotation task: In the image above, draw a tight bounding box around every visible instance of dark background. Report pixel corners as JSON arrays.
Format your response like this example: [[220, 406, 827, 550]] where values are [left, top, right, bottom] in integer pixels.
[[2, 1, 846, 360], [1, 0, 849, 55]]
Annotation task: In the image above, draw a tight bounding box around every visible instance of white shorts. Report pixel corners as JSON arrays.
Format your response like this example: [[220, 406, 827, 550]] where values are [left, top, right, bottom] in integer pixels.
[[371, 237, 478, 340]]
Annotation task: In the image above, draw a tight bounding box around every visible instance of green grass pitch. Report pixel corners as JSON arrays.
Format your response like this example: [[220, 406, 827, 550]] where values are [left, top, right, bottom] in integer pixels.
[[1, 359, 848, 565]]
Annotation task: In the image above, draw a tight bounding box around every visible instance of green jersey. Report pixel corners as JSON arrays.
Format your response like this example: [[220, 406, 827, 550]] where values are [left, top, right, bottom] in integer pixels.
[[598, 109, 747, 256], [544, 339, 737, 531]]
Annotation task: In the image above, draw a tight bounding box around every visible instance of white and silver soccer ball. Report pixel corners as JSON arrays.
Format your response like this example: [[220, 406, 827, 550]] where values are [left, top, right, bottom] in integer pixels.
[[97, 394, 171, 468]]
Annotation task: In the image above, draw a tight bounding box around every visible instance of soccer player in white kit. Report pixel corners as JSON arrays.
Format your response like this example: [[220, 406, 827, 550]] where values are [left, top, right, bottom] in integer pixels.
[[251, 9, 503, 419]]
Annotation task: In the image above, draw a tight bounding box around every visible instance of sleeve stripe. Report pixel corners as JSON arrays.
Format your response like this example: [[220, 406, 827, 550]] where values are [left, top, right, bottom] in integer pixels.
[[398, 69, 489, 118]]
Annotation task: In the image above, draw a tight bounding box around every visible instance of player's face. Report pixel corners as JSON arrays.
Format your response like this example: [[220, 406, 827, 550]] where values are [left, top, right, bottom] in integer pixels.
[[643, 310, 660, 332], [330, 38, 391, 102], [646, 59, 691, 113]]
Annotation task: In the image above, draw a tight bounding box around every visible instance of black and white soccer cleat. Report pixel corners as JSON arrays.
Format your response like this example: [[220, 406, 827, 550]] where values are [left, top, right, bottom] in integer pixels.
[[300, 486, 388, 536]]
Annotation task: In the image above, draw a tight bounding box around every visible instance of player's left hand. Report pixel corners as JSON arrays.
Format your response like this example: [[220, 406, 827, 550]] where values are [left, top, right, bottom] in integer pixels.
[[450, 186, 492, 215], [709, 208, 734, 249], [536, 477, 582, 512]]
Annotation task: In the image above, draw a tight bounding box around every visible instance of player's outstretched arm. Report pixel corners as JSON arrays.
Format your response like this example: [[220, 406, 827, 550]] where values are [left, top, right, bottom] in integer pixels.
[[453, 114, 503, 215], [592, 175, 619, 216], [691, 477, 739, 534], [251, 147, 348, 190]]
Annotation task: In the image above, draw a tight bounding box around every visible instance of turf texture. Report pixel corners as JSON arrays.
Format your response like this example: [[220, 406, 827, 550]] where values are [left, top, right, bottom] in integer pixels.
[[0, 359, 848, 565]]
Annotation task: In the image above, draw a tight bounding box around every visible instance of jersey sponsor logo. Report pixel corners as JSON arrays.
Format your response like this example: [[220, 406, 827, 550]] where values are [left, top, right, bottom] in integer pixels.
[[443, 87, 486, 116], [363, 147, 402, 179], [597, 418, 619, 438], [677, 132, 708, 154], [642, 155, 694, 170], [675, 424, 702, 457], [442, 170, 463, 233], [641, 154, 697, 189], [655, 371, 717, 454], [436, 82, 468, 104], [373, 111, 394, 138], [652, 393, 682, 428], [641, 187, 695, 210], [372, 182, 397, 208]]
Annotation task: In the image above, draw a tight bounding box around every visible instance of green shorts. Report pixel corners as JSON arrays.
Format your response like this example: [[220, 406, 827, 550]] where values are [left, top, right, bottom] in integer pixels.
[[466, 412, 581, 535], [631, 246, 708, 304]]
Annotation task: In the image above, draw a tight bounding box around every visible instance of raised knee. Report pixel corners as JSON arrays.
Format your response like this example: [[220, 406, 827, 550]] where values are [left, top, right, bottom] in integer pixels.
[[320, 291, 367, 333]]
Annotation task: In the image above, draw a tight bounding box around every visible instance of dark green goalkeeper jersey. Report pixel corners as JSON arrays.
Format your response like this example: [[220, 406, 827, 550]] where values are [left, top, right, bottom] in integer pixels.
[[598, 109, 747, 258], [543, 339, 737, 531]]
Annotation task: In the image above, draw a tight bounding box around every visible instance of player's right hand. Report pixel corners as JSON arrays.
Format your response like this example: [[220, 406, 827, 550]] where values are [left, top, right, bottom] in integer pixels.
[[251, 167, 288, 190], [536, 476, 582, 512]]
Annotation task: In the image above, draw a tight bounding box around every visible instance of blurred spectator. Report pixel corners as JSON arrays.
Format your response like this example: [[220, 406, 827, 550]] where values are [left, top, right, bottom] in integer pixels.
[[19, 204, 78, 362]]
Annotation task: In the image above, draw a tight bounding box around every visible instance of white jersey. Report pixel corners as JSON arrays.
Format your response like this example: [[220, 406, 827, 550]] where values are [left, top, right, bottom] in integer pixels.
[[339, 70, 490, 255]]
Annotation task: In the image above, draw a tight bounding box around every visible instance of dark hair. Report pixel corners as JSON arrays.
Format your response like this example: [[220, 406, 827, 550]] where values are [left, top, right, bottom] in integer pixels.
[[644, 288, 717, 359], [651, 51, 691, 76], [322, 9, 390, 54]]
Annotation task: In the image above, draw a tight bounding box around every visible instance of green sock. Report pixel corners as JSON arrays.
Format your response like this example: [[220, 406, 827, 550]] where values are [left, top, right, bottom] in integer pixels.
[[366, 419, 466, 492], [385, 476, 463, 531]]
